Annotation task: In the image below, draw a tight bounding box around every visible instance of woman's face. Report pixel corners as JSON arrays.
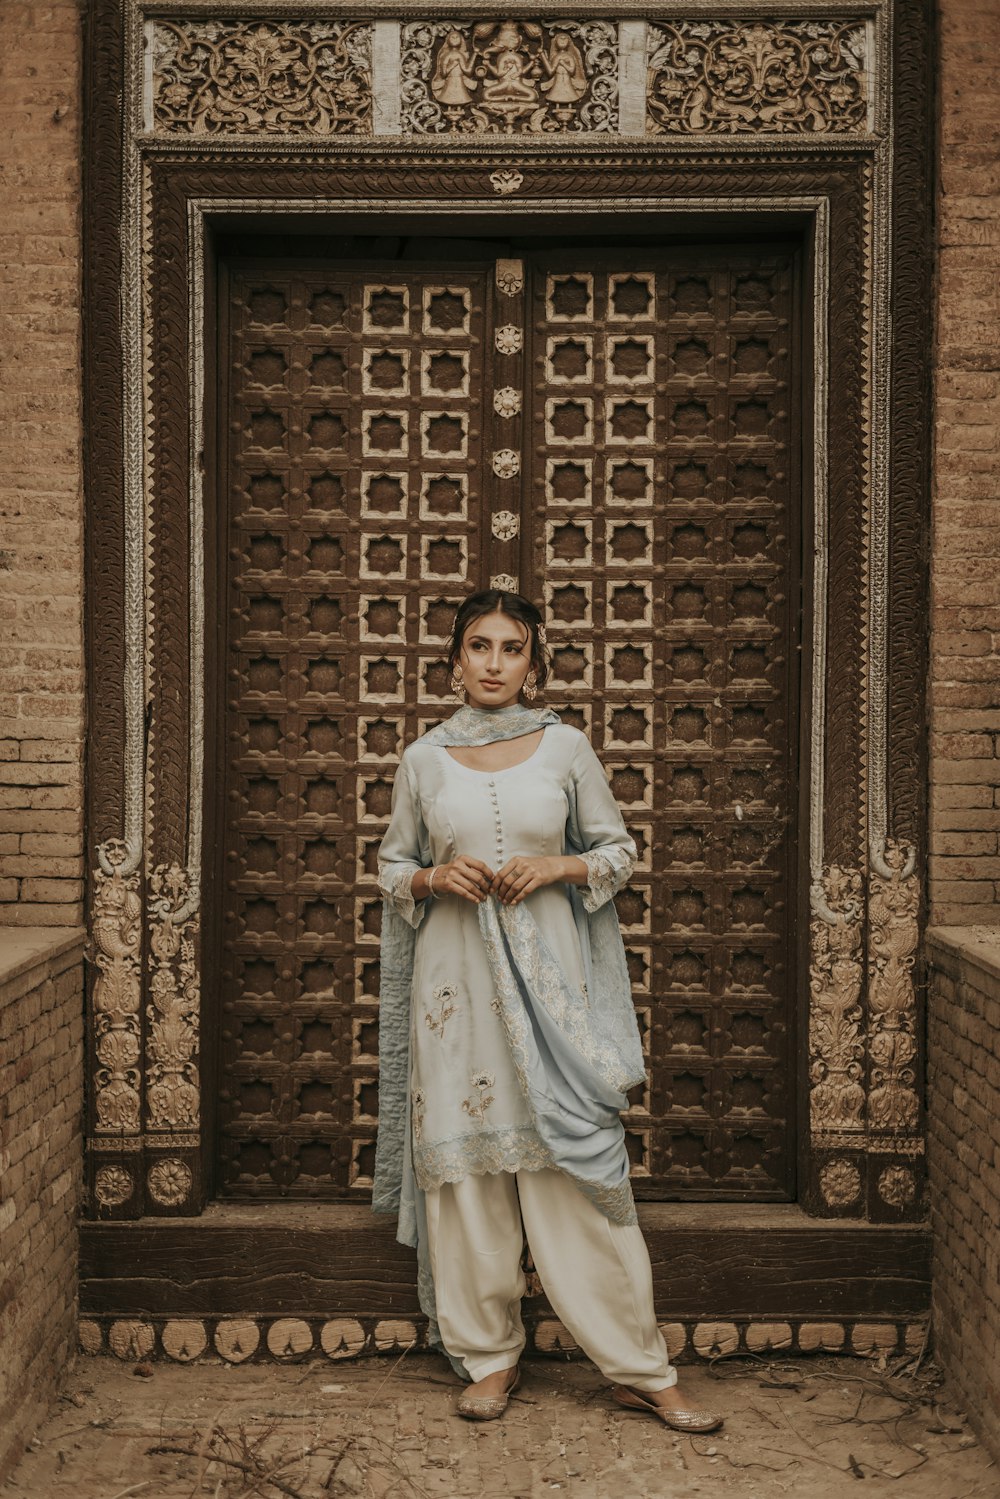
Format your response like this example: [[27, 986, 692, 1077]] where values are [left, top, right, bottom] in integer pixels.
[[456, 609, 533, 710]]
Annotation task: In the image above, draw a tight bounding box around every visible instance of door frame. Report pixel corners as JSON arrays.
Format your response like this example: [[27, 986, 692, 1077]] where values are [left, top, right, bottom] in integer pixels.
[[83, 3, 933, 1244]]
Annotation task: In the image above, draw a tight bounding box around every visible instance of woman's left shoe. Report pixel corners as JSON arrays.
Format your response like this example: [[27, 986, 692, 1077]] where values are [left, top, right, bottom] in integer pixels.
[[456, 1366, 521, 1421], [611, 1384, 723, 1433]]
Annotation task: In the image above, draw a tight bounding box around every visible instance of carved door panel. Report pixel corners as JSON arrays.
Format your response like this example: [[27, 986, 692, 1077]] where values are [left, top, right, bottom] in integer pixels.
[[217, 266, 493, 1197], [215, 246, 800, 1203], [529, 255, 800, 1199]]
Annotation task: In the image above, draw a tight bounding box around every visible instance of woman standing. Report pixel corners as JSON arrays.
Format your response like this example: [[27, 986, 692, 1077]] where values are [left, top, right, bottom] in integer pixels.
[[374, 589, 722, 1431]]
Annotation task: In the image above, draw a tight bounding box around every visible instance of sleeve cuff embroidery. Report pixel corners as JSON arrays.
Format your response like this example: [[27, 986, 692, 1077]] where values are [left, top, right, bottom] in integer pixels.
[[378, 864, 427, 929], [579, 848, 632, 913]]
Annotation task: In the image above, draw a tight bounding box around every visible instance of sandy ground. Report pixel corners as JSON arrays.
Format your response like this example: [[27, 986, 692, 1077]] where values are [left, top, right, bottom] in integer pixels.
[[3, 1349, 996, 1499]]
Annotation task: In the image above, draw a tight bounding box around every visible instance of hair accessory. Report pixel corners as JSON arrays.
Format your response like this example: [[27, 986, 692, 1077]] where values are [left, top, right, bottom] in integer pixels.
[[537, 625, 547, 646], [450, 671, 467, 702], [523, 672, 538, 702]]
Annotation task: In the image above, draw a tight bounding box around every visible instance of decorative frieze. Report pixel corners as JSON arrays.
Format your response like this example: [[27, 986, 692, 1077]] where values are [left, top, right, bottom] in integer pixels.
[[148, 19, 373, 135], [646, 19, 869, 135], [399, 20, 618, 135]]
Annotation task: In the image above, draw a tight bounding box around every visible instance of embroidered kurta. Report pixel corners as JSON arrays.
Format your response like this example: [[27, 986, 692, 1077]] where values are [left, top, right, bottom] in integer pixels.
[[377, 723, 639, 1203]]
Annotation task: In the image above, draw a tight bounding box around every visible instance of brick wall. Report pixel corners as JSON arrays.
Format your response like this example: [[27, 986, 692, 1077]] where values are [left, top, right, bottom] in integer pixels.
[[0, 929, 85, 1483], [927, 930, 1000, 1461], [929, 0, 1000, 923], [0, 0, 85, 927]]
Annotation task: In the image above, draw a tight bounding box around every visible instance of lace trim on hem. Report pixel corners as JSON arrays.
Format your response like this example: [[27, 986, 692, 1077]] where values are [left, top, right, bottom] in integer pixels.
[[414, 1125, 553, 1190]]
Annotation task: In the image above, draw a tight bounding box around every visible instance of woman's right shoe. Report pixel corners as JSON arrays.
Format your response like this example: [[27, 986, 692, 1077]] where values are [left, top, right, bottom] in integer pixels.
[[611, 1384, 723, 1432], [456, 1366, 521, 1421]]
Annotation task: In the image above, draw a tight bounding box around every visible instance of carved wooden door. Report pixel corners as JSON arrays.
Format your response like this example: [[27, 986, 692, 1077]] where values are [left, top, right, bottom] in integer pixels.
[[529, 255, 800, 1201], [215, 247, 799, 1202]]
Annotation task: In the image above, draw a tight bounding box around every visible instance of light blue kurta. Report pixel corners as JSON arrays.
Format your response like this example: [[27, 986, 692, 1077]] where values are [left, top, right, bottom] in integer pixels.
[[376, 723, 642, 1214]]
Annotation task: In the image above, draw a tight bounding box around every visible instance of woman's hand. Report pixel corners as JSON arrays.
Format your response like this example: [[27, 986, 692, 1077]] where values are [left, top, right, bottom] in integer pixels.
[[431, 855, 495, 904], [490, 855, 582, 905]]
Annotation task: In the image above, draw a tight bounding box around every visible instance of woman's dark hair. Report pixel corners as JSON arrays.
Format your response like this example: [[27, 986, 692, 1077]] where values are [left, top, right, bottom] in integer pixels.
[[447, 590, 549, 690]]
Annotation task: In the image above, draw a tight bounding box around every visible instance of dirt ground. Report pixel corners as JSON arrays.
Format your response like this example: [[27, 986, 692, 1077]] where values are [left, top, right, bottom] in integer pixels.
[[3, 1348, 996, 1499]]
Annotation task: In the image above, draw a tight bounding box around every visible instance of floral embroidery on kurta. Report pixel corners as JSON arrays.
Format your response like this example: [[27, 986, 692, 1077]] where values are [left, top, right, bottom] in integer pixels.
[[411, 1087, 426, 1143], [425, 982, 458, 1037], [461, 1069, 496, 1121]]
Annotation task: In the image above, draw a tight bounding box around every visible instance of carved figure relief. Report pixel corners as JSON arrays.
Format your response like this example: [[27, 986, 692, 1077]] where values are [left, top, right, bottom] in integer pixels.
[[867, 840, 920, 1133], [90, 843, 143, 1134], [149, 19, 373, 135], [401, 20, 618, 134], [147, 865, 201, 1130], [809, 866, 865, 1139], [646, 20, 869, 135]]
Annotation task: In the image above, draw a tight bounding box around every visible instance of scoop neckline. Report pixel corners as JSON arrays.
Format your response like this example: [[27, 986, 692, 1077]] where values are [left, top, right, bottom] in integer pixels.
[[440, 732, 548, 777]]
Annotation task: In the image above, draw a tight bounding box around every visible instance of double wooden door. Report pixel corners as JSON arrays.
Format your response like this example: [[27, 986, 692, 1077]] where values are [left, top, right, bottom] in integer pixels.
[[214, 244, 802, 1202]]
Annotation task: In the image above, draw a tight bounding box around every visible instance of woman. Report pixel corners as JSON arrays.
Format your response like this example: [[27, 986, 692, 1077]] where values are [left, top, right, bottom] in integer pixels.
[[373, 589, 722, 1431]]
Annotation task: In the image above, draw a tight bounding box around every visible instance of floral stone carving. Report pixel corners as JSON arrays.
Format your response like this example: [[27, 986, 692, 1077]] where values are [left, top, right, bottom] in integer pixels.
[[91, 842, 143, 1133], [646, 20, 869, 135], [400, 20, 618, 135], [867, 840, 920, 1134], [149, 20, 373, 136], [809, 865, 864, 1139], [148, 1158, 194, 1207], [147, 865, 201, 1130]]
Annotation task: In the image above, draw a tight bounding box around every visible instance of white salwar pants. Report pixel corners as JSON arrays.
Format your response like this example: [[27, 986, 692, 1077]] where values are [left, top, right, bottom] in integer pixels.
[[424, 1166, 677, 1391]]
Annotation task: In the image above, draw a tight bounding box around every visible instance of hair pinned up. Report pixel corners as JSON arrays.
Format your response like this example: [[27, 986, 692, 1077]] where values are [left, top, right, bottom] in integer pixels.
[[447, 589, 550, 691]]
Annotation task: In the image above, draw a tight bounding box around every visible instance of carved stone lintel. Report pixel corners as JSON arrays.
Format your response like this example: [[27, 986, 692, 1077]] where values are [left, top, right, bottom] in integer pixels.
[[646, 19, 869, 136], [149, 19, 373, 137]]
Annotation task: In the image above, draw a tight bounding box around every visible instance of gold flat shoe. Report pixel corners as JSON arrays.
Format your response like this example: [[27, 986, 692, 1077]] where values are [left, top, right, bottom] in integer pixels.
[[612, 1384, 723, 1433], [456, 1367, 520, 1421]]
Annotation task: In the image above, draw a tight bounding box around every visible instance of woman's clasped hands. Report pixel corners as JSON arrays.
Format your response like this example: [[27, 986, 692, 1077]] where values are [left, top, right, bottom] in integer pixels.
[[429, 854, 570, 906]]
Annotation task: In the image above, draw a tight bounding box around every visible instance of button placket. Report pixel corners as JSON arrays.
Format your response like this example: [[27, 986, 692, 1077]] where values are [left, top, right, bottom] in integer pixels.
[[488, 778, 504, 863]]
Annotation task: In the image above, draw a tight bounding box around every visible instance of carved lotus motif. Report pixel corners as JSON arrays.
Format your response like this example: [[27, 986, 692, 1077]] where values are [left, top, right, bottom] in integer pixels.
[[148, 1158, 193, 1207], [94, 1164, 133, 1207], [491, 510, 520, 541], [493, 386, 522, 418], [492, 449, 521, 479], [495, 326, 523, 355]]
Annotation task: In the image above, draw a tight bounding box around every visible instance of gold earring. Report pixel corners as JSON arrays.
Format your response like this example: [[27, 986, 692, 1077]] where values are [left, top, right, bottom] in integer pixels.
[[450, 671, 467, 702], [523, 672, 538, 702]]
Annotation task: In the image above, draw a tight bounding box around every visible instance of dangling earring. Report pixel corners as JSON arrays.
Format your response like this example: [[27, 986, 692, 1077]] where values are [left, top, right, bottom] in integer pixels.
[[450, 670, 467, 702], [523, 672, 538, 702]]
